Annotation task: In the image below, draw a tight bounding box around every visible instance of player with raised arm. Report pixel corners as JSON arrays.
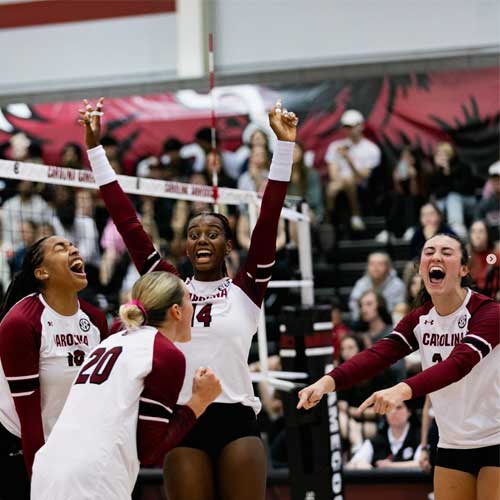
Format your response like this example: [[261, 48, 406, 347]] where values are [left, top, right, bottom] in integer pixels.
[[0, 237, 108, 500], [80, 97, 298, 500], [298, 233, 499, 500], [31, 271, 221, 500]]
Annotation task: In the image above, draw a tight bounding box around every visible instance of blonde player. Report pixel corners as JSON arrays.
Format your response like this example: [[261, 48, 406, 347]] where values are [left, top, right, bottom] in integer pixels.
[[31, 271, 221, 500], [298, 233, 499, 500], [80, 97, 297, 500]]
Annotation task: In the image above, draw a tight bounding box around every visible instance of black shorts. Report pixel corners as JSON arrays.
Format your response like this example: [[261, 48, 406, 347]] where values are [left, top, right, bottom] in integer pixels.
[[177, 402, 260, 461], [0, 422, 30, 500], [436, 444, 500, 476]]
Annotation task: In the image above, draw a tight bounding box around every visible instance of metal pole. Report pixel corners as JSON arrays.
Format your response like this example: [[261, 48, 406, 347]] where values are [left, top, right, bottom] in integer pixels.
[[297, 201, 314, 305]]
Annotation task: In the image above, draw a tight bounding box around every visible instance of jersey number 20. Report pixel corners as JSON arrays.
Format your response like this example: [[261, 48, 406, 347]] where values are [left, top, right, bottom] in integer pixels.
[[75, 347, 123, 385]]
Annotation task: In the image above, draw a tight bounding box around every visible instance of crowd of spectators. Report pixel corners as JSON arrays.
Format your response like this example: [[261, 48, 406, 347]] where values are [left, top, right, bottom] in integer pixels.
[[0, 108, 498, 475]]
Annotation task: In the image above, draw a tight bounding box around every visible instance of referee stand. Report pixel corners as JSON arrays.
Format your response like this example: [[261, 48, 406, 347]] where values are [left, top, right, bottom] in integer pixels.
[[279, 305, 344, 500]]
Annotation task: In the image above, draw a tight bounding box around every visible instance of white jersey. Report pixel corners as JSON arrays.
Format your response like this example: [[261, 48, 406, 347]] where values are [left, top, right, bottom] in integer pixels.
[[32, 327, 193, 500], [394, 289, 500, 448], [0, 294, 105, 438], [178, 277, 261, 412]]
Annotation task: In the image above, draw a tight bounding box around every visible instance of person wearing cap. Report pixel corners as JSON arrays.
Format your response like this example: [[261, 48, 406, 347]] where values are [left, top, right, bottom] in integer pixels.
[[474, 160, 500, 243], [324, 109, 381, 231]]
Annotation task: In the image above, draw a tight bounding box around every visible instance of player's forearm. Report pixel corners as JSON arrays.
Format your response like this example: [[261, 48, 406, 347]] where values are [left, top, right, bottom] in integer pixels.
[[137, 405, 196, 466], [246, 141, 294, 263], [14, 393, 45, 476], [404, 344, 477, 398]]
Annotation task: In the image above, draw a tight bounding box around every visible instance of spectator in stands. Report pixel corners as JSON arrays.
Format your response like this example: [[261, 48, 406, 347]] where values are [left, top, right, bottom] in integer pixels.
[[358, 290, 406, 381], [237, 145, 271, 192], [337, 334, 398, 460], [427, 142, 474, 239], [36, 222, 55, 240], [357, 290, 394, 346], [349, 252, 406, 322], [468, 220, 500, 298], [331, 297, 351, 361], [60, 142, 83, 169], [52, 187, 100, 300], [237, 127, 272, 175], [100, 134, 120, 163], [377, 146, 425, 243], [288, 142, 324, 222], [474, 161, 500, 242], [10, 220, 37, 274], [325, 109, 381, 231], [160, 137, 192, 181], [408, 202, 455, 260], [1, 180, 55, 251], [346, 401, 421, 470]]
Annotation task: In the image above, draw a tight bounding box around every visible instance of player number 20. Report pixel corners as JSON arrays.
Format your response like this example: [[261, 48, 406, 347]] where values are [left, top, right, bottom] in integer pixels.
[[75, 346, 123, 385]]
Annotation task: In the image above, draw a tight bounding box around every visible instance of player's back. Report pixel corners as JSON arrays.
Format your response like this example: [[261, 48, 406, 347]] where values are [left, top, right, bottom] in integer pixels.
[[32, 326, 158, 500]]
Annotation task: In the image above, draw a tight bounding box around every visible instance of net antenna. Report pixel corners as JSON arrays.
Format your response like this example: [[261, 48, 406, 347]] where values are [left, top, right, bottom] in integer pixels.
[[208, 32, 219, 213]]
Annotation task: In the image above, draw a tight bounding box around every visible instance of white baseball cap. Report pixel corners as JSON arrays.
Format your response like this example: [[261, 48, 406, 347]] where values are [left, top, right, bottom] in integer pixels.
[[488, 160, 500, 177], [340, 109, 364, 127]]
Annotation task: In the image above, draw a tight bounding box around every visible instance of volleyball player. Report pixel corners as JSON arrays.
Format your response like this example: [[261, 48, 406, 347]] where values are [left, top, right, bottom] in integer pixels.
[[31, 271, 221, 500], [298, 233, 499, 500], [80, 97, 297, 500], [0, 237, 108, 500]]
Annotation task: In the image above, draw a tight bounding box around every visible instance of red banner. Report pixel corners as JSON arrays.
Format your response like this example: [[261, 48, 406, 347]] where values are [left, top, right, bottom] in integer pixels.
[[0, 67, 498, 177]]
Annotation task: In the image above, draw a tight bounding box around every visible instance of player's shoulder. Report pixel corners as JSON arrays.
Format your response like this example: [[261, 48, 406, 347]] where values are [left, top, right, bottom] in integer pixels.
[[152, 332, 185, 371], [403, 302, 433, 324], [466, 290, 497, 315], [1, 294, 43, 328], [78, 298, 106, 322]]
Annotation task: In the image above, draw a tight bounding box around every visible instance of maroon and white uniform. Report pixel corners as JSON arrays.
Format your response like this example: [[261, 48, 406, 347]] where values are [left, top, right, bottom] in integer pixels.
[[329, 289, 500, 449], [31, 326, 195, 500], [0, 294, 107, 474], [87, 140, 294, 414]]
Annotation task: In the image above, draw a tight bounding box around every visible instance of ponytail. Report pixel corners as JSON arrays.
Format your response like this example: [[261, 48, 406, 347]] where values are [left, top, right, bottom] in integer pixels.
[[119, 271, 185, 329], [0, 237, 48, 321]]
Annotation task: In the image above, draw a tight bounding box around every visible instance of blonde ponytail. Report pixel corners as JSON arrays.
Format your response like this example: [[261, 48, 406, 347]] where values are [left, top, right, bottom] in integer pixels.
[[119, 271, 185, 329]]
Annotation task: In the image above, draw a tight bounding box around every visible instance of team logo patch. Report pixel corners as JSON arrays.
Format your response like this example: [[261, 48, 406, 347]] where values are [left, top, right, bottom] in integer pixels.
[[79, 318, 91, 332], [458, 315, 467, 329]]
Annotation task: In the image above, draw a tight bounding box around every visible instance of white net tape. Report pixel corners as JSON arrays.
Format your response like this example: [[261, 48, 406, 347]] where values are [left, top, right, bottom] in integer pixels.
[[0, 159, 309, 222]]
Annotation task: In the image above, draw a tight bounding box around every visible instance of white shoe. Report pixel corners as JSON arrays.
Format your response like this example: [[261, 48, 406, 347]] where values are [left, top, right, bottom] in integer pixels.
[[375, 230, 390, 243], [350, 215, 365, 231], [427, 492, 435, 500]]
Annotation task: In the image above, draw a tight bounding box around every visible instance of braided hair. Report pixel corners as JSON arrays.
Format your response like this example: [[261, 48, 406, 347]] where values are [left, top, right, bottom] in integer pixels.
[[414, 233, 473, 308], [190, 212, 233, 277], [0, 237, 49, 321]]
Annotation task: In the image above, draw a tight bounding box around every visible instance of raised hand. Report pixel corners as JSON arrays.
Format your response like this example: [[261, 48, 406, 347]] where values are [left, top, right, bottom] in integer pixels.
[[268, 99, 299, 142], [78, 97, 104, 149]]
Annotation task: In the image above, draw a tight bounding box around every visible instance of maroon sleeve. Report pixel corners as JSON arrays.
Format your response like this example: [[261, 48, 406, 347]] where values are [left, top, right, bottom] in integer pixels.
[[79, 299, 109, 340], [328, 309, 421, 390], [405, 300, 500, 398], [137, 333, 196, 466], [99, 181, 178, 276], [0, 302, 44, 476], [233, 179, 288, 306]]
